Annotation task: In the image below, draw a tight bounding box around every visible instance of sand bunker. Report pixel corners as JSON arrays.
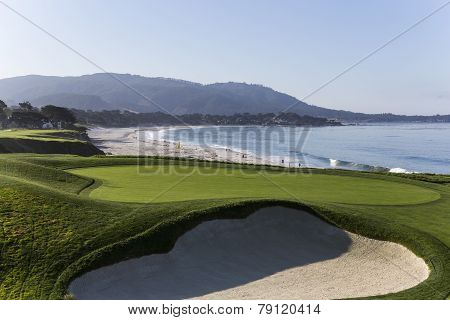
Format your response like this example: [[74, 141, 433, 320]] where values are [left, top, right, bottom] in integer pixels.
[[69, 207, 429, 299]]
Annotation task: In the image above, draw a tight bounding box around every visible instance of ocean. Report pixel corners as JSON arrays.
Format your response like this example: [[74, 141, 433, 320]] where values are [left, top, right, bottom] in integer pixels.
[[156, 123, 450, 174]]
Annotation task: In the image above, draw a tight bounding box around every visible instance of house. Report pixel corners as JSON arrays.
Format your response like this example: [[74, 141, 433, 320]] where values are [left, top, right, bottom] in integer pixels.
[[42, 122, 54, 129]]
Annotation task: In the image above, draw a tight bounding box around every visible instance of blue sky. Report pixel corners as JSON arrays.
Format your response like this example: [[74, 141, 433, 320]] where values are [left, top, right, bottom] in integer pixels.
[[1, 0, 449, 115]]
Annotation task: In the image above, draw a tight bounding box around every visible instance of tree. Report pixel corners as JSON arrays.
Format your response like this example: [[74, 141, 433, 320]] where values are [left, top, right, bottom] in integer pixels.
[[0, 100, 7, 129], [40, 105, 76, 127], [18, 101, 34, 112], [10, 111, 47, 129]]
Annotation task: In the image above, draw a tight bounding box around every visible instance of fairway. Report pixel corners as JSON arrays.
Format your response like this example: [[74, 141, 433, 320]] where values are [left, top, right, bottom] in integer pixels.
[[69, 165, 440, 205]]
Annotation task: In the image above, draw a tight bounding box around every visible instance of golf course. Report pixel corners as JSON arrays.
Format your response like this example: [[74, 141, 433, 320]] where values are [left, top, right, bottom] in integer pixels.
[[0, 154, 449, 299], [0, 129, 103, 156]]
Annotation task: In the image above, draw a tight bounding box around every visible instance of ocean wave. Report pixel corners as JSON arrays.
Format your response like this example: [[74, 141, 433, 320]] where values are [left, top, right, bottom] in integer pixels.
[[299, 152, 389, 172], [301, 152, 420, 173], [389, 168, 414, 174], [328, 158, 388, 172], [388, 167, 422, 174]]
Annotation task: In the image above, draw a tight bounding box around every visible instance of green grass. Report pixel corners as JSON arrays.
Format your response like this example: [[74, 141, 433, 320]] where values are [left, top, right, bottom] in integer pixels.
[[68, 165, 440, 205], [0, 129, 84, 142], [0, 130, 102, 156], [0, 155, 449, 300]]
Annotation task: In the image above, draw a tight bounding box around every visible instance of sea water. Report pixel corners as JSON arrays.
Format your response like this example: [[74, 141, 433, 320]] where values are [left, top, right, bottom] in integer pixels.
[[158, 123, 450, 174]]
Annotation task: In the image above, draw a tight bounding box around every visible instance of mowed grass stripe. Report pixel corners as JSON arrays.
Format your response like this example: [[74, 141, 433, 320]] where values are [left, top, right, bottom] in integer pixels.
[[68, 165, 440, 205]]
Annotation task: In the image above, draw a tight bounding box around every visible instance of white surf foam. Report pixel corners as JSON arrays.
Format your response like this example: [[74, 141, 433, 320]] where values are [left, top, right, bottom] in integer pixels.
[[389, 168, 414, 174]]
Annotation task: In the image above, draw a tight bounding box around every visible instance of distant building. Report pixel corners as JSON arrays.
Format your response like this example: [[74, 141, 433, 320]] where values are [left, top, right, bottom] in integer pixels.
[[42, 122, 54, 129]]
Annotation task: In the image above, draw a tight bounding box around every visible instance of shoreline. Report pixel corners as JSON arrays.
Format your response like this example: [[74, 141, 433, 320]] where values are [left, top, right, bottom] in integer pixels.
[[87, 127, 422, 173], [88, 127, 291, 167]]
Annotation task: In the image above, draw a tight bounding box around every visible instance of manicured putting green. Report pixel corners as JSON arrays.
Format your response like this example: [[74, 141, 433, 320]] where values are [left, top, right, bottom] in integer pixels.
[[69, 165, 440, 205]]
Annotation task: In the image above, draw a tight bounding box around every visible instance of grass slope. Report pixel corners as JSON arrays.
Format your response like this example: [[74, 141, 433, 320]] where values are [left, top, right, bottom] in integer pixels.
[[0, 155, 449, 300], [0, 130, 103, 156]]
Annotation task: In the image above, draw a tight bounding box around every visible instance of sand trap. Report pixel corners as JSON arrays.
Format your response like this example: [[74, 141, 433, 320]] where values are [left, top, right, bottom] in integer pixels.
[[69, 207, 429, 299]]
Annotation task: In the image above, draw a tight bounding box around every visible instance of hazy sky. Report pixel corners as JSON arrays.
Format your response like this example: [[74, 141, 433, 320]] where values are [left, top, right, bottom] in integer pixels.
[[1, 0, 449, 115]]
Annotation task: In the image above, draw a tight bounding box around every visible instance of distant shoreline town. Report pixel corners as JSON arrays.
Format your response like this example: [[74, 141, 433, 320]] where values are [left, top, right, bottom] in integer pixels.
[[0, 99, 340, 130], [72, 109, 342, 128]]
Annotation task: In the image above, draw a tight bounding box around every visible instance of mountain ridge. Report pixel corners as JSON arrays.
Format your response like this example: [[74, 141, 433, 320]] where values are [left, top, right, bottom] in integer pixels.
[[0, 73, 448, 122]]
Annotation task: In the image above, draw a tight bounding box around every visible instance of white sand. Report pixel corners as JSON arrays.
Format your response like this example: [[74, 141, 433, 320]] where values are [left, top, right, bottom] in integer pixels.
[[69, 207, 429, 300], [89, 127, 285, 166]]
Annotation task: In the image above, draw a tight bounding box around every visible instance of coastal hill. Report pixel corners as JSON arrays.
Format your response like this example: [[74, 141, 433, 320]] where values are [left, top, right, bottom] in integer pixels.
[[0, 73, 449, 122]]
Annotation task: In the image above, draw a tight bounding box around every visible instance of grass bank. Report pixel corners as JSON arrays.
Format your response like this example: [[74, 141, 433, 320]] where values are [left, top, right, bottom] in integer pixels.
[[0, 130, 104, 156]]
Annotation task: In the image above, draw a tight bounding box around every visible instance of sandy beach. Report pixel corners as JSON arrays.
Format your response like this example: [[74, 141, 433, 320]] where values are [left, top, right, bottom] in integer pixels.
[[89, 127, 285, 166]]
